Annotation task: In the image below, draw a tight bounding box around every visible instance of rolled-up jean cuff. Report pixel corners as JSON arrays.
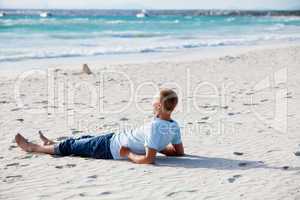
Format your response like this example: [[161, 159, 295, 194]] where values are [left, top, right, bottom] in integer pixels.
[[54, 143, 62, 155]]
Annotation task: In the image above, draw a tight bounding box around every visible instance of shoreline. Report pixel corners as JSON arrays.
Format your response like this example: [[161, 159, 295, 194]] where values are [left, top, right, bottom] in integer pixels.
[[1, 41, 300, 74]]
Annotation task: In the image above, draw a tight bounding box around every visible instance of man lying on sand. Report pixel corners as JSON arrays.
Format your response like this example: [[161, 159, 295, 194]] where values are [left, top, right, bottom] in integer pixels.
[[15, 89, 184, 164]]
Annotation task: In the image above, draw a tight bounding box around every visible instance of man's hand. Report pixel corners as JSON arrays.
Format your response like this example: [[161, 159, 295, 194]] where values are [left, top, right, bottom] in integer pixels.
[[160, 143, 184, 156], [120, 146, 130, 158], [122, 147, 157, 164]]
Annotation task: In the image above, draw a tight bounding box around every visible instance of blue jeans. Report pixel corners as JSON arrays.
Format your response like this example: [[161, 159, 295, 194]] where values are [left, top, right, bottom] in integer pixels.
[[54, 133, 114, 159]]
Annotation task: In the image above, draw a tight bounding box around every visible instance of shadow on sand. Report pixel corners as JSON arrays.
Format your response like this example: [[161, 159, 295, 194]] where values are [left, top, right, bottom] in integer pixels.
[[155, 154, 300, 171]]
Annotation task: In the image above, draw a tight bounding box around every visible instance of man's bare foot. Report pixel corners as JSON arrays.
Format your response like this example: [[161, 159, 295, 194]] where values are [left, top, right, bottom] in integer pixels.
[[39, 131, 55, 145], [15, 133, 55, 155], [15, 133, 36, 152]]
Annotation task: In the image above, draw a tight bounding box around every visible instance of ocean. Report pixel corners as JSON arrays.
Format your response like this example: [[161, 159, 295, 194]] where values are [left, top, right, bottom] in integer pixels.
[[1, 9, 300, 63]]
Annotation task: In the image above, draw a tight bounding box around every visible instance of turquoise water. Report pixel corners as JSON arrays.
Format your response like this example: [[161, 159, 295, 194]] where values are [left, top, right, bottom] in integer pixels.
[[1, 10, 300, 62]]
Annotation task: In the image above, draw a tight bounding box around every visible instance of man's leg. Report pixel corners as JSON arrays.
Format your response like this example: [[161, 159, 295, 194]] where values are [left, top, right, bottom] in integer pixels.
[[15, 133, 55, 154], [15, 133, 113, 159]]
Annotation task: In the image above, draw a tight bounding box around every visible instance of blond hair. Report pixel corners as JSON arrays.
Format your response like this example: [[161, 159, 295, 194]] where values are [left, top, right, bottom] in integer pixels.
[[159, 89, 178, 112]]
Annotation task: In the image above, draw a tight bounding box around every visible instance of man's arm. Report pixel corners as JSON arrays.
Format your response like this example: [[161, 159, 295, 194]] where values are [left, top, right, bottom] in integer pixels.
[[120, 146, 157, 164], [160, 143, 184, 156]]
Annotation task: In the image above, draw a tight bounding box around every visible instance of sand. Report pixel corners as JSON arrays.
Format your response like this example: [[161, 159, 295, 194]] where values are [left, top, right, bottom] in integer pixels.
[[0, 45, 300, 200]]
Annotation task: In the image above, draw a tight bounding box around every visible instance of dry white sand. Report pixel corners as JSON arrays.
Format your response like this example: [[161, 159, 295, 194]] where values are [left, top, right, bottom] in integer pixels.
[[0, 45, 300, 200]]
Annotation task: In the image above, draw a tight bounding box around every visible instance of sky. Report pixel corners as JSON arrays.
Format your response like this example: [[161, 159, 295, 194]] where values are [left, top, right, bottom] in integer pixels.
[[0, 0, 300, 10]]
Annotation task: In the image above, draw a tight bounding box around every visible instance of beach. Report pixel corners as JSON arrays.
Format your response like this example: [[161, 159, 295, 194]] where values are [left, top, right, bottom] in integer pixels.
[[0, 44, 300, 199]]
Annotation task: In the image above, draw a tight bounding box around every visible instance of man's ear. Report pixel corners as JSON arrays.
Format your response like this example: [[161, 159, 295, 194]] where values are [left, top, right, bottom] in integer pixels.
[[158, 103, 162, 111]]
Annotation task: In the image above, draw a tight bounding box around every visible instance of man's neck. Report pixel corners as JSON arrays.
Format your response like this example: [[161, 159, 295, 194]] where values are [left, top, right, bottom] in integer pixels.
[[158, 113, 172, 121]]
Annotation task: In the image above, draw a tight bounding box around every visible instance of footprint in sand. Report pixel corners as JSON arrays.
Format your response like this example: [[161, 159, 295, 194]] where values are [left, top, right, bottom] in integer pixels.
[[8, 145, 18, 150], [11, 108, 21, 111], [260, 99, 269, 102], [79, 193, 86, 197], [243, 103, 259, 106], [285, 92, 293, 99], [166, 190, 198, 197], [238, 162, 248, 167], [21, 155, 33, 159], [55, 164, 76, 169], [16, 118, 24, 122], [233, 152, 244, 156], [5, 175, 22, 179], [71, 130, 83, 135], [87, 175, 98, 179], [6, 163, 19, 167], [120, 117, 129, 121], [227, 178, 235, 183], [65, 164, 76, 168], [4, 175, 22, 183], [98, 191, 112, 196], [228, 175, 242, 183], [228, 112, 241, 116], [282, 166, 289, 170], [294, 151, 300, 156], [245, 92, 255, 95]]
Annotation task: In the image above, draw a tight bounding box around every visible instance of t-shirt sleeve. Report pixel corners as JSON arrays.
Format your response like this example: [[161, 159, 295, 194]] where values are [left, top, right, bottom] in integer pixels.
[[171, 128, 182, 144], [144, 122, 161, 150]]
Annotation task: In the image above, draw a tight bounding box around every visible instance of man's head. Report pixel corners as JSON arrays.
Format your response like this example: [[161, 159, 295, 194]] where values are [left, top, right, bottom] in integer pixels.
[[152, 88, 178, 116]]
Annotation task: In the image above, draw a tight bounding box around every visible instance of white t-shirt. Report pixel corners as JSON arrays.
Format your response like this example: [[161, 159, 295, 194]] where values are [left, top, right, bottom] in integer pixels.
[[110, 118, 182, 160]]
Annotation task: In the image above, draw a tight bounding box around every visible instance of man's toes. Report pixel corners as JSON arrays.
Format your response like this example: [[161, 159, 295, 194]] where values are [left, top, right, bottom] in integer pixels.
[[39, 131, 47, 144], [15, 133, 20, 143], [15, 133, 32, 152], [39, 131, 45, 139], [39, 131, 54, 145]]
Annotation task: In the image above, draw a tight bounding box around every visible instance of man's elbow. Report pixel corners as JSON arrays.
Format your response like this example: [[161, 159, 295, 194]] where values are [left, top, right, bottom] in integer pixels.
[[173, 144, 184, 156], [176, 149, 185, 156]]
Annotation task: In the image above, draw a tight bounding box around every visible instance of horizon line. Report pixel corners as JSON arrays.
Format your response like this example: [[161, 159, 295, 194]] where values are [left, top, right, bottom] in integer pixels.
[[1, 8, 300, 11]]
